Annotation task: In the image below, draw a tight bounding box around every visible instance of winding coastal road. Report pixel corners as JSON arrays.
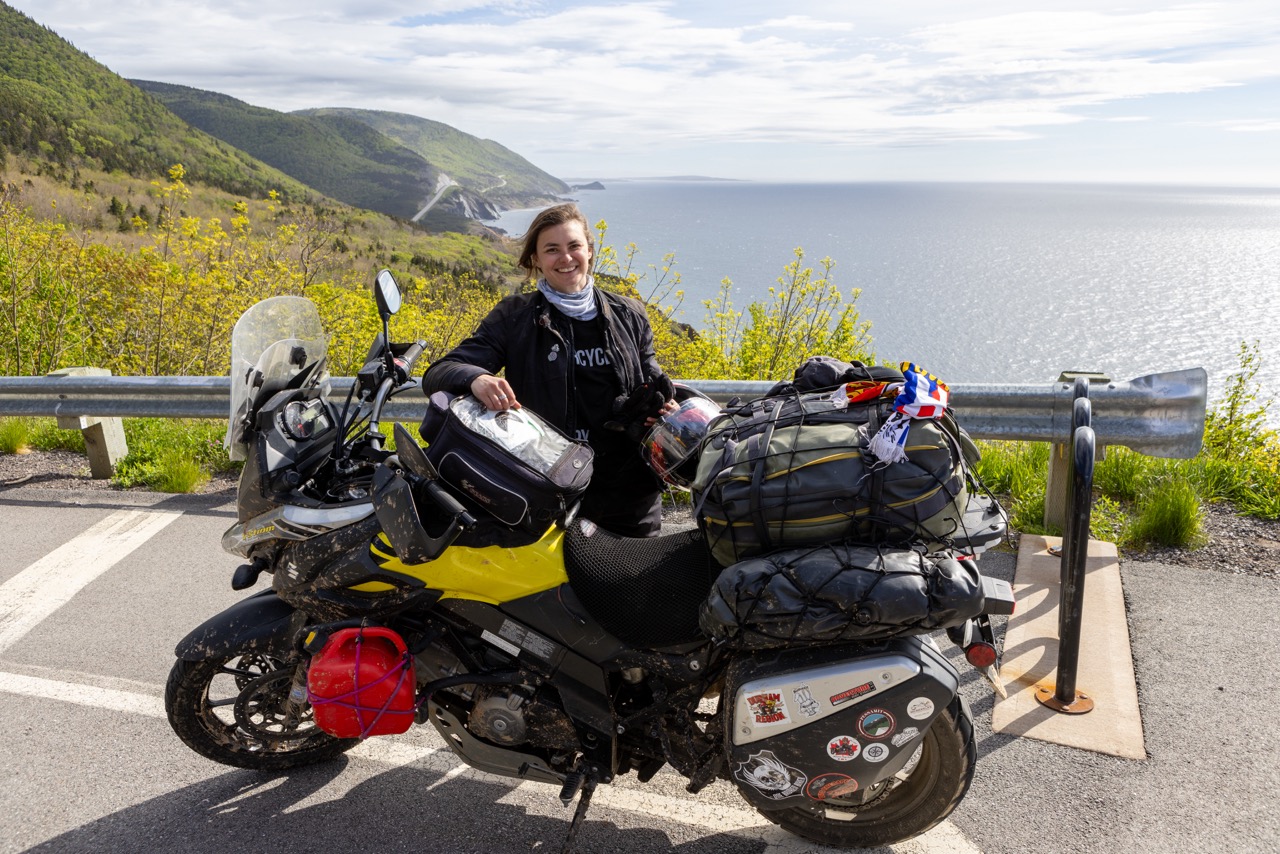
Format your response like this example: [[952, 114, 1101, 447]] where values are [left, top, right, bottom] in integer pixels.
[[411, 174, 460, 222]]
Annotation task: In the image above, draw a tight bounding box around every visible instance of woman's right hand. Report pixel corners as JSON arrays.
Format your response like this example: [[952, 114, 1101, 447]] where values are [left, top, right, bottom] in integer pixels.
[[471, 375, 520, 411]]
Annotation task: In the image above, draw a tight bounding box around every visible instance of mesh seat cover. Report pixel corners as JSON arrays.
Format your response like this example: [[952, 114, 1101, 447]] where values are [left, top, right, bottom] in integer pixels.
[[564, 520, 719, 648]]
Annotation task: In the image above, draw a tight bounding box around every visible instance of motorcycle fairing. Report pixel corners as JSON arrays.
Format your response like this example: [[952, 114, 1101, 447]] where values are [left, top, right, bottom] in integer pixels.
[[366, 522, 571, 604], [223, 500, 376, 557], [725, 636, 959, 812], [226, 295, 328, 462]]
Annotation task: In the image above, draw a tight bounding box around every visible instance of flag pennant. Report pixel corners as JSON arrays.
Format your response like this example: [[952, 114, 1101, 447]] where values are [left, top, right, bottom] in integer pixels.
[[893, 362, 949, 420], [868, 363, 950, 464]]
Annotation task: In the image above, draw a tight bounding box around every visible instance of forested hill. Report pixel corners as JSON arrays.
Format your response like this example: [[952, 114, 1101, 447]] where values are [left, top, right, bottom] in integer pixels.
[[297, 108, 570, 205], [137, 82, 569, 221], [2, 1, 567, 226], [0, 2, 313, 200], [131, 80, 444, 219]]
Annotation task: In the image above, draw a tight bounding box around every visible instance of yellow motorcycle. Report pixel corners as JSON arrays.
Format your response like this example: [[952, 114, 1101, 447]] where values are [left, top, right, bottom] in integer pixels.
[[166, 270, 1013, 850]]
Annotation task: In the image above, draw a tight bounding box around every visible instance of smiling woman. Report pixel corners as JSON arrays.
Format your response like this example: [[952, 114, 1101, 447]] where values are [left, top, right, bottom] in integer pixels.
[[422, 202, 680, 537]]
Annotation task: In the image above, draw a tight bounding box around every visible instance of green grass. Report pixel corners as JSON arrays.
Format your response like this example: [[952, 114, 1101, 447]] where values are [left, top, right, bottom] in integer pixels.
[[113, 418, 237, 490], [0, 416, 236, 492], [151, 449, 208, 493], [0, 416, 86, 454], [0, 419, 30, 454], [1129, 475, 1206, 548]]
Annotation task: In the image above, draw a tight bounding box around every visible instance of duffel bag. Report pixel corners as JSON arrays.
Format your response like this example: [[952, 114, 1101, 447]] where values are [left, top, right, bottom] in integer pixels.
[[691, 381, 975, 567], [420, 392, 593, 535], [699, 543, 985, 649]]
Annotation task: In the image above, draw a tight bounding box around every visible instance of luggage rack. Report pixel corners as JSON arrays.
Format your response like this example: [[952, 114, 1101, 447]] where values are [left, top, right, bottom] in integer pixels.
[[948, 493, 1008, 554]]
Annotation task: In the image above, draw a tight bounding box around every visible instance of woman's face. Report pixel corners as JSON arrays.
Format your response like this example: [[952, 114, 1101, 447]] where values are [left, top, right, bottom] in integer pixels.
[[534, 221, 593, 293]]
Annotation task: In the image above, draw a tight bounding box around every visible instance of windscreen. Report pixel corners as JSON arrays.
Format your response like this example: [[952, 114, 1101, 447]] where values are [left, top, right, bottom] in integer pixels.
[[225, 296, 327, 460]]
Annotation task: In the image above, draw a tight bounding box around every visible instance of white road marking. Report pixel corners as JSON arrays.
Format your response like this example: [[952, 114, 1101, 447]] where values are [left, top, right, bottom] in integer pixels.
[[0, 670, 982, 852], [0, 509, 182, 653], [0, 670, 166, 717]]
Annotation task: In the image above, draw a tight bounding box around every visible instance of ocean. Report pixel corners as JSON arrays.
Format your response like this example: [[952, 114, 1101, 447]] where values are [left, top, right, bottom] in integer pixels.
[[485, 181, 1280, 414]]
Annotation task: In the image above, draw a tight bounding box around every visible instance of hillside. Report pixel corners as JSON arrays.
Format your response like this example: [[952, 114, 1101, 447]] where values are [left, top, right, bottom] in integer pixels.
[[0, 2, 313, 200], [298, 108, 570, 206], [2, 2, 566, 231], [131, 80, 439, 220]]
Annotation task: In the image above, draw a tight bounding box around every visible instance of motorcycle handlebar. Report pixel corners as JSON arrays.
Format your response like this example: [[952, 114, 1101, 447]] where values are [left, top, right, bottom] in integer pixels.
[[423, 478, 477, 529], [400, 341, 426, 375], [368, 340, 428, 446]]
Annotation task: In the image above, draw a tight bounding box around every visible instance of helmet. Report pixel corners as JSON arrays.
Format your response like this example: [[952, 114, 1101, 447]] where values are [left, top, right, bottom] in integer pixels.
[[642, 396, 721, 488]]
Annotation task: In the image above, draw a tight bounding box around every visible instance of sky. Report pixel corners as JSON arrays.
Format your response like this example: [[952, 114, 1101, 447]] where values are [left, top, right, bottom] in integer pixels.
[[12, 1, 1280, 185]]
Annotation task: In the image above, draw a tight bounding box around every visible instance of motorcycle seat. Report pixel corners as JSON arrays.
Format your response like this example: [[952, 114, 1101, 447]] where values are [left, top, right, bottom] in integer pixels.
[[563, 520, 719, 649]]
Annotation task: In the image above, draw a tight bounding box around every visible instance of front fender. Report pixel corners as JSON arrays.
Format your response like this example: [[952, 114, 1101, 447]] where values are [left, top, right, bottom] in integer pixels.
[[174, 590, 299, 661]]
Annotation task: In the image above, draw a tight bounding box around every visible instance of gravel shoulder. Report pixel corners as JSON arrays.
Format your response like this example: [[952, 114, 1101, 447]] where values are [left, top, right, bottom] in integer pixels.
[[3, 448, 1276, 580]]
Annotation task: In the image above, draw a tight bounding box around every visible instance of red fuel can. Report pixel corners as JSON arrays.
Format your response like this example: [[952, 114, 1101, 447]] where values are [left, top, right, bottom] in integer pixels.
[[307, 626, 416, 738]]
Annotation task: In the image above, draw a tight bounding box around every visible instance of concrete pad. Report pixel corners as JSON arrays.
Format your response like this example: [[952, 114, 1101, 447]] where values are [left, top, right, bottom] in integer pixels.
[[991, 534, 1146, 760]]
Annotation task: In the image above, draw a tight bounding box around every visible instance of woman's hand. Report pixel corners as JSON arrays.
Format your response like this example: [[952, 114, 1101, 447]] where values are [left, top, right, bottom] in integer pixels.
[[471, 375, 520, 411], [644, 398, 678, 428]]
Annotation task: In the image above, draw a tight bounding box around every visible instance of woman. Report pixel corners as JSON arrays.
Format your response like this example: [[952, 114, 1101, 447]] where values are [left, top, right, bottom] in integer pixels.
[[423, 203, 675, 536]]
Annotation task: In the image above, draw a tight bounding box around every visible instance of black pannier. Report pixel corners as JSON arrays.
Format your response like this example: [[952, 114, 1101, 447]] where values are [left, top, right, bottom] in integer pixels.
[[690, 369, 978, 567], [699, 543, 985, 649], [419, 392, 593, 535]]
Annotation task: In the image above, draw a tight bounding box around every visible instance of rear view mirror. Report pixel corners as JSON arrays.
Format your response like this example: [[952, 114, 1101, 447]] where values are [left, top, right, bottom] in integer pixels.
[[374, 269, 402, 319]]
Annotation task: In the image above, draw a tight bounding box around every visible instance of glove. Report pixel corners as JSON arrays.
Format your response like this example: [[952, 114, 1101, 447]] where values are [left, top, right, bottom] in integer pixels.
[[605, 375, 676, 442]]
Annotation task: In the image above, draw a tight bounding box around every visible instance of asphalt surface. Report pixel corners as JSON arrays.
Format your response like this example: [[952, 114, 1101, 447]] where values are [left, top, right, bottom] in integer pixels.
[[1, 485, 1278, 853]]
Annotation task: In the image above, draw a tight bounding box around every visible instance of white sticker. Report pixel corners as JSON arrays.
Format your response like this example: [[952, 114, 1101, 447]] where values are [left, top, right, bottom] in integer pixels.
[[862, 742, 891, 763], [480, 629, 521, 658], [906, 696, 936, 720], [792, 685, 821, 718], [826, 735, 861, 762], [891, 726, 921, 747]]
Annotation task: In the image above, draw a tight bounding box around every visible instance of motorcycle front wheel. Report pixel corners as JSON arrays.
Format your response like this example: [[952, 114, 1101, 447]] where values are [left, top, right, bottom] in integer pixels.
[[165, 652, 357, 770], [758, 696, 976, 849]]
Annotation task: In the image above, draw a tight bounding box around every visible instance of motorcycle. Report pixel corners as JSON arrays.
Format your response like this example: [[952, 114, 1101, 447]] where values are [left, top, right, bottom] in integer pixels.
[[166, 270, 1015, 851]]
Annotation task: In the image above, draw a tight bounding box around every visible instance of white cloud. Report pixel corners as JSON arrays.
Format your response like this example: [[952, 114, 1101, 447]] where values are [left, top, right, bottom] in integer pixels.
[[1222, 119, 1280, 132], [9, 0, 1280, 180]]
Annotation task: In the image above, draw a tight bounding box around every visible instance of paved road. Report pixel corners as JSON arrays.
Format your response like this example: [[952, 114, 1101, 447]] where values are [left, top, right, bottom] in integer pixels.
[[1, 486, 1277, 853], [412, 175, 460, 223]]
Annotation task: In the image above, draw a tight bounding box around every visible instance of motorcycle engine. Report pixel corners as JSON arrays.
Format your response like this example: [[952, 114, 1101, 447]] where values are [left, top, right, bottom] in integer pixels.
[[467, 685, 579, 750], [468, 686, 529, 745]]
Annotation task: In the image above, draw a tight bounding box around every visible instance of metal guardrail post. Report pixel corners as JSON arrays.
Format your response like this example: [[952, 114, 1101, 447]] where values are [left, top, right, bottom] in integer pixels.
[[1037, 378, 1097, 714]]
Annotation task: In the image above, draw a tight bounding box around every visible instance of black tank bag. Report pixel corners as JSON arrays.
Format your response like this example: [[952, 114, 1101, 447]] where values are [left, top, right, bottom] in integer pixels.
[[420, 391, 593, 535]]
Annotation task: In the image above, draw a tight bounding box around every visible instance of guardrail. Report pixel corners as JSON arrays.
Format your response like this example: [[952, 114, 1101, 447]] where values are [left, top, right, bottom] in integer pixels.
[[0, 368, 1207, 483]]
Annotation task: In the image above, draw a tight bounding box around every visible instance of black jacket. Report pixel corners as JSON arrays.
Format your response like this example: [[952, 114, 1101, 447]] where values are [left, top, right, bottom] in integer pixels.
[[422, 288, 666, 436]]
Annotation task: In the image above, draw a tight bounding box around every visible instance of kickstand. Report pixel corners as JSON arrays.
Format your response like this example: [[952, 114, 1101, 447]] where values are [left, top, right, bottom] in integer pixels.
[[560, 772, 598, 854]]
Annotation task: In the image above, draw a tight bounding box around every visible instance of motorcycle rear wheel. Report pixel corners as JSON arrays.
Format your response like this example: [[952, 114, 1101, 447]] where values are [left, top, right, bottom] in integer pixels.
[[166, 654, 357, 770], [757, 697, 975, 849]]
